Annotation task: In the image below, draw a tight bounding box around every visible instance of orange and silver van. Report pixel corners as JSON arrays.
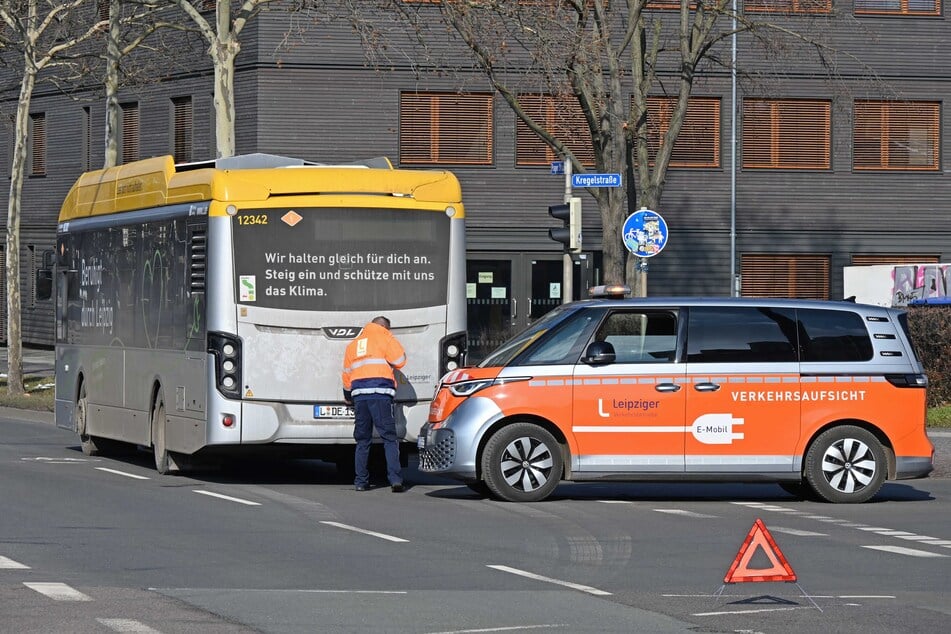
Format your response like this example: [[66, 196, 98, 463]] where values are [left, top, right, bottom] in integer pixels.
[[418, 290, 933, 502]]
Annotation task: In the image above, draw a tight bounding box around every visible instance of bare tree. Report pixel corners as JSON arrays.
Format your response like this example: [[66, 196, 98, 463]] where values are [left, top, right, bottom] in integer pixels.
[[166, 0, 284, 158], [101, 0, 186, 167], [348, 1, 854, 291], [0, 0, 107, 395]]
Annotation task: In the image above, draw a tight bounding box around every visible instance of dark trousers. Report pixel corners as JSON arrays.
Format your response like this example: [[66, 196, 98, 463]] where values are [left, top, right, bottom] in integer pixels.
[[353, 396, 402, 487]]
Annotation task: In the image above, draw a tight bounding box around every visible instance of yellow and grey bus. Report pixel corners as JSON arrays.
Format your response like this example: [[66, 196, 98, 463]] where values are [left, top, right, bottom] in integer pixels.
[[39, 153, 467, 473]]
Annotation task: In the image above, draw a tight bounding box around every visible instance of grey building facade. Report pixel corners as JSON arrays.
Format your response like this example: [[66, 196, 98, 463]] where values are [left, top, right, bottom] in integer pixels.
[[2, 3, 948, 354]]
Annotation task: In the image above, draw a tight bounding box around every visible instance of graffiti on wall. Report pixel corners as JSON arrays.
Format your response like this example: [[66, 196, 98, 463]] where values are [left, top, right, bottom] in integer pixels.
[[892, 265, 951, 306]]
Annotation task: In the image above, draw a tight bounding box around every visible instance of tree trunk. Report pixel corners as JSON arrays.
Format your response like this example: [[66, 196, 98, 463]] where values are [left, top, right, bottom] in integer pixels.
[[212, 39, 238, 158], [103, 0, 121, 168], [5, 67, 36, 396]]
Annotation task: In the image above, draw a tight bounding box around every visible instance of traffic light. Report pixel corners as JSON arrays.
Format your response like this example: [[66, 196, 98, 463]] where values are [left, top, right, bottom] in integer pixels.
[[548, 196, 582, 253]]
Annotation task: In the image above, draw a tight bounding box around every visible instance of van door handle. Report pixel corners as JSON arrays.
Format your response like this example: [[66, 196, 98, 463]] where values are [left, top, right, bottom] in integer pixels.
[[694, 382, 721, 392], [655, 383, 681, 393]]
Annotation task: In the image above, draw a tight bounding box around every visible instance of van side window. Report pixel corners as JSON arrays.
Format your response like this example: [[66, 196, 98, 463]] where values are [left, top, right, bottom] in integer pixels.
[[688, 306, 797, 363], [594, 310, 678, 363], [798, 308, 873, 362]]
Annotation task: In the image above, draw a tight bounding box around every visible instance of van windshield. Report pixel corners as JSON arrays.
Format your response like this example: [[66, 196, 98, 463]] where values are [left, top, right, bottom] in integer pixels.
[[479, 304, 576, 368]]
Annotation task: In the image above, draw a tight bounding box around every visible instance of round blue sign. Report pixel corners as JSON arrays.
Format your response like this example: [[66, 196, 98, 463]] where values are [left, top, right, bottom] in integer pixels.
[[622, 209, 668, 258]]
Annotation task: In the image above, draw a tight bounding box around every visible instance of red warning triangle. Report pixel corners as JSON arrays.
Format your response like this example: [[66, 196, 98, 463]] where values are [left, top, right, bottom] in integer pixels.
[[723, 518, 797, 583]]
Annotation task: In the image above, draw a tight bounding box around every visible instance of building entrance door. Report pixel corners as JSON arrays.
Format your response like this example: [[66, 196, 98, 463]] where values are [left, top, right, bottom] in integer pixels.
[[466, 253, 592, 363]]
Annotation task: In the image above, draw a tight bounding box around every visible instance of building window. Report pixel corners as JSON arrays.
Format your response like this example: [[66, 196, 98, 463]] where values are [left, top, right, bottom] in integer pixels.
[[854, 0, 940, 16], [120, 102, 139, 165], [741, 253, 830, 299], [82, 107, 93, 171], [646, 0, 696, 8], [172, 96, 193, 163], [399, 92, 493, 165], [744, 0, 831, 12], [645, 96, 720, 168], [30, 113, 46, 176], [515, 94, 595, 167], [853, 100, 939, 171], [742, 99, 831, 170]]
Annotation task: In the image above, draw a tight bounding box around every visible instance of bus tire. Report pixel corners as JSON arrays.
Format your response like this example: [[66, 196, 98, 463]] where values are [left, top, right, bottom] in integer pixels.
[[804, 425, 886, 504], [151, 398, 178, 475], [76, 384, 101, 456], [481, 423, 563, 503]]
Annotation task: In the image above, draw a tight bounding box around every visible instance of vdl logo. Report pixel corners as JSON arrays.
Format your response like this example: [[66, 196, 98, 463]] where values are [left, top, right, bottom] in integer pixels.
[[325, 326, 360, 339]]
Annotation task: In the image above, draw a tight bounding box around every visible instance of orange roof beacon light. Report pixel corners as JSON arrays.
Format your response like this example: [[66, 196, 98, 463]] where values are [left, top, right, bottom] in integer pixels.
[[588, 284, 632, 299]]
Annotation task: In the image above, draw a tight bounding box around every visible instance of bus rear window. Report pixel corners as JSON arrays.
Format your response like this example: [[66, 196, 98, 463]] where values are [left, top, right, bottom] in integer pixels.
[[232, 207, 450, 311]]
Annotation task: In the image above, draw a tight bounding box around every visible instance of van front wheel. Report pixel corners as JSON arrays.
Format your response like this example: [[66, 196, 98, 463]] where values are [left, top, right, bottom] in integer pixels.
[[482, 423, 563, 503], [804, 425, 886, 503]]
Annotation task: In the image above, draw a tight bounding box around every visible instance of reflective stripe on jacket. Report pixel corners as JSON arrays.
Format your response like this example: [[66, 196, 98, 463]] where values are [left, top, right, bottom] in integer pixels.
[[342, 322, 407, 398]]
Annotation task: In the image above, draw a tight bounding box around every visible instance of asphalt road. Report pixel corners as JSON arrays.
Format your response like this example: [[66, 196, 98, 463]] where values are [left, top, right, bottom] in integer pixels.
[[3, 414, 951, 634]]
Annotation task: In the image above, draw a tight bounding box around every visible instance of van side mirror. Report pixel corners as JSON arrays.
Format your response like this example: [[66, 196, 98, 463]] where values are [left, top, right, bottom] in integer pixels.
[[582, 341, 616, 366], [36, 249, 54, 301]]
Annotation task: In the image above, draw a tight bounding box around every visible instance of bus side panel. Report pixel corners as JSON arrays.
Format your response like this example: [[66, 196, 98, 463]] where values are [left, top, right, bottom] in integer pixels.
[[55, 203, 210, 451], [446, 216, 467, 340]]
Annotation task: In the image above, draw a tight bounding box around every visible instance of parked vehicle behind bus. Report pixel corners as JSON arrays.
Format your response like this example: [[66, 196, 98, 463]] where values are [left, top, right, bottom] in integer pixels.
[[418, 288, 933, 503], [38, 153, 467, 474]]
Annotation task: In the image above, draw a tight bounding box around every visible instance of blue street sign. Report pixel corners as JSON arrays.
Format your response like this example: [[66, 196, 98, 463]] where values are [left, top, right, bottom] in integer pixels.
[[623, 208, 669, 258], [572, 173, 622, 188], [550, 161, 565, 175]]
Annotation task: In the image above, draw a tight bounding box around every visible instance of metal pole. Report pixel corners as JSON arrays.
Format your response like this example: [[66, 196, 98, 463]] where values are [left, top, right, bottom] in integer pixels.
[[730, 0, 738, 296], [563, 160, 573, 304]]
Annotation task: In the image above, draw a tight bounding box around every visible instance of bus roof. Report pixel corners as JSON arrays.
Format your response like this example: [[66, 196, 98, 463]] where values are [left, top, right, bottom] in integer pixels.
[[59, 154, 463, 221]]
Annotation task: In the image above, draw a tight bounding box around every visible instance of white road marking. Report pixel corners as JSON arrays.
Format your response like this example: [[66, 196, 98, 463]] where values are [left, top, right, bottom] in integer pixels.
[[96, 467, 150, 480], [693, 607, 806, 616], [768, 527, 827, 537], [21, 457, 95, 463], [319, 521, 408, 543], [896, 534, 940, 541], [597, 500, 633, 504], [653, 509, 717, 519], [862, 545, 947, 558], [0, 556, 30, 569], [665, 594, 894, 599], [487, 565, 611, 596], [193, 490, 261, 506], [23, 582, 93, 601], [97, 618, 162, 633], [428, 626, 567, 634]]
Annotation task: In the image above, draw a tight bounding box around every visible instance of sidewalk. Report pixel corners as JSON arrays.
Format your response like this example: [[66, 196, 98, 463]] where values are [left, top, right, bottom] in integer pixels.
[[0, 345, 55, 378]]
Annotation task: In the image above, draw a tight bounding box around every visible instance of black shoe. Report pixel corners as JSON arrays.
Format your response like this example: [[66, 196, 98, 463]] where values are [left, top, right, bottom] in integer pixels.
[[355, 485, 368, 492], [390, 482, 404, 493]]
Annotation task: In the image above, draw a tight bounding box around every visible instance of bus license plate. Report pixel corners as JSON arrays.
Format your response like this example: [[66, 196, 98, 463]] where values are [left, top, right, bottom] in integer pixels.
[[314, 405, 354, 419]]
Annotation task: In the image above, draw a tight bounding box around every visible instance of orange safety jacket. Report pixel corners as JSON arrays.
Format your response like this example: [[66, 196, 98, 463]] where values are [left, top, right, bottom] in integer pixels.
[[342, 322, 407, 400]]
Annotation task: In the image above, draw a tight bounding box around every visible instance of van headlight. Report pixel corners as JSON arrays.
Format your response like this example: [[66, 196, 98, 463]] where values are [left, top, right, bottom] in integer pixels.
[[448, 379, 496, 397]]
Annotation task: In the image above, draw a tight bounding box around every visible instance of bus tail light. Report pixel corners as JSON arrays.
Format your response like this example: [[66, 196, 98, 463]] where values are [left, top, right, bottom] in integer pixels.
[[208, 332, 243, 399], [440, 332, 467, 373], [222, 413, 236, 428]]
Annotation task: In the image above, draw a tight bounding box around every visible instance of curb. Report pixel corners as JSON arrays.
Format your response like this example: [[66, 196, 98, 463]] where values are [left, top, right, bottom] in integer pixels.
[[0, 406, 54, 425]]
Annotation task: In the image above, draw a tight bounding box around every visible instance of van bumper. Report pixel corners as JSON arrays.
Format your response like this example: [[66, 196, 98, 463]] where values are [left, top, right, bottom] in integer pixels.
[[895, 456, 934, 480]]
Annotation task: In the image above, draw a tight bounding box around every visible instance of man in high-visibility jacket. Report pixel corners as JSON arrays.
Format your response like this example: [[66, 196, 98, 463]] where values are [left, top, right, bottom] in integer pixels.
[[342, 316, 407, 492]]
